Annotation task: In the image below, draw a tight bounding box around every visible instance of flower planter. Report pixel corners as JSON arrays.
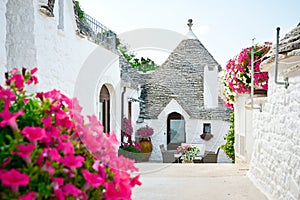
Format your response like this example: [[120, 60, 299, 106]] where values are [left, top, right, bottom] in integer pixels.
[[200, 133, 213, 141], [182, 159, 193, 163], [118, 148, 143, 163], [139, 138, 152, 161]]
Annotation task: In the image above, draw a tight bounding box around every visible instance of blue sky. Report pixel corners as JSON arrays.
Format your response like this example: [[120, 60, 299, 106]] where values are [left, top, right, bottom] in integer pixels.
[[78, 0, 300, 67]]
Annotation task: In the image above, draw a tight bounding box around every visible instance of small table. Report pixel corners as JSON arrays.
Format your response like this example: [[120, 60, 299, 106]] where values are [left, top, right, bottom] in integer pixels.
[[174, 153, 182, 163], [176, 155, 203, 163], [193, 156, 203, 163]]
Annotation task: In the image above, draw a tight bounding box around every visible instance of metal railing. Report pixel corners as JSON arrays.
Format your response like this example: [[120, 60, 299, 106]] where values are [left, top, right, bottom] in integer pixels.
[[77, 13, 117, 50]]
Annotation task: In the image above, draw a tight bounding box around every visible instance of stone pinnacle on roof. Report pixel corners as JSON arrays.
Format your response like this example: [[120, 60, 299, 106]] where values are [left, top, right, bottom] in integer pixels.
[[186, 19, 198, 40], [187, 19, 193, 30]]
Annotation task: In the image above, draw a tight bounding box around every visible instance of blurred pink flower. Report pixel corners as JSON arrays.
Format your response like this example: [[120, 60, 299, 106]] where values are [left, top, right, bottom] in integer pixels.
[[52, 177, 64, 190], [0, 107, 24, 130], [1, 169, 30, 187], [48, 148, 61, 162], [62, 183, 82, 198], [131, 175, 142, 187], [6, 74, 24, 90], [12, 144, 35, 164], [21, 126, 46, 142], [60, 155, 85, 169], [54, 188, 65, 200], [82, 169, 105, 188], [18, 192, 37, 200]]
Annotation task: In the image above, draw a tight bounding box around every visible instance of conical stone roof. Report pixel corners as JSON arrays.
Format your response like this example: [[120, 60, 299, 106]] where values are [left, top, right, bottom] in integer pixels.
[[142, 20, 230, 120]]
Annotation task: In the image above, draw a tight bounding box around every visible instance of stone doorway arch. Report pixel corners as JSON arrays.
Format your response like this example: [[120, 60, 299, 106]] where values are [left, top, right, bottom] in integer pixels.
[[167, 112, 186, 150]]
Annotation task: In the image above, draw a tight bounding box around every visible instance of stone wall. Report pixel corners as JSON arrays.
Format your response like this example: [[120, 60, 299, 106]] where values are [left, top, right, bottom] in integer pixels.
[[248, 69, 300, 200], [248, 24, 300, 200]]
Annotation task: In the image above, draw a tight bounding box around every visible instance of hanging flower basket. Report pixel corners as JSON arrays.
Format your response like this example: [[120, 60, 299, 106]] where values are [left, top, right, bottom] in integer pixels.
[[200, 133, 214, 141]]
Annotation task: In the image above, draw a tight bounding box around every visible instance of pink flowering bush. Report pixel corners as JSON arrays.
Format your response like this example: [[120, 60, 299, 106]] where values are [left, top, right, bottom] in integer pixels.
[[136, 125, 154, 139], [221, 42, 271, 109], [0, 68, 141, 199], [121, 117, 133, 137], [176, 145, 200, 161]]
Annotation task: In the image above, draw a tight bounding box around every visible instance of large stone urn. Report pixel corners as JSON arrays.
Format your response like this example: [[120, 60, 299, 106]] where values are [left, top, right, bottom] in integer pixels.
[[139, 137, 152, 161]]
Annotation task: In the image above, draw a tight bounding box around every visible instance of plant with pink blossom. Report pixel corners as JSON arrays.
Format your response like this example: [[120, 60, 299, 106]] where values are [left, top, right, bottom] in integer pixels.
[[0, 68, 141, 199], [121, 117, 133, 137], [220, 42, 271, 109], [136, 125, 154, 139]]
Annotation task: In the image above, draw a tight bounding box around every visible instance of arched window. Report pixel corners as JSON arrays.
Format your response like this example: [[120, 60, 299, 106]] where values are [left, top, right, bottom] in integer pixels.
[[99, 85, 110, 133]]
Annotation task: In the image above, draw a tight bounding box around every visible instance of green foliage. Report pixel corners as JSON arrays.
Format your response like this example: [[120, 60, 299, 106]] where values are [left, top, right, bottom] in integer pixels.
[[221, 112, 235, 163], [118, 45, 159, 73], [120, 145, 142, 154], [75, 1, 85, 21]]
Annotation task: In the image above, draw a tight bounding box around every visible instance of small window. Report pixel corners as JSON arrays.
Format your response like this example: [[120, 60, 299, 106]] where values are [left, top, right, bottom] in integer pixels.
[[203, 123, 211, 134], [201, 123, 213, 141]]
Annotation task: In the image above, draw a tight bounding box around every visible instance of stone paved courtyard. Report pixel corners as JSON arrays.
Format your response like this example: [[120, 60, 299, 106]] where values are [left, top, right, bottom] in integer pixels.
[[132, 163, 267, 200]]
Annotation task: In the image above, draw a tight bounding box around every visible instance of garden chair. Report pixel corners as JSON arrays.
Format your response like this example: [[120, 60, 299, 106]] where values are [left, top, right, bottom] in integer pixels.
[[202, 147, 220, 163], [159, 144, 177, 163]]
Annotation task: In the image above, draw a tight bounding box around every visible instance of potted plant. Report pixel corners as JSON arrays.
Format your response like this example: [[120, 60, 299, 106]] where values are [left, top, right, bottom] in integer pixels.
[[121, 117, 133, 143], [200, 132, 213, 141], [118, 142, 143, 163], [119, 117, 143, 162], [177, 145, 200, 163], [136, 125, 154, 161]]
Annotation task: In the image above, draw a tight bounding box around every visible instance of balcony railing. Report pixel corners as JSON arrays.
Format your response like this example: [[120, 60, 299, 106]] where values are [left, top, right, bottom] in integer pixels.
[[77, 13, 117, 51]]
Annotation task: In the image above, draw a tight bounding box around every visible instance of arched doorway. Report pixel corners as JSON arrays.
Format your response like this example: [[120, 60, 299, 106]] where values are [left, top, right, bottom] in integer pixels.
[[167, 112, 185, 150], [99, 85, 110, 133]]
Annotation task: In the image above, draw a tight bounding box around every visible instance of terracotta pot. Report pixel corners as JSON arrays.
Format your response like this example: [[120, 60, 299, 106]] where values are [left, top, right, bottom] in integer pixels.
[[139, 137, 153, 161]]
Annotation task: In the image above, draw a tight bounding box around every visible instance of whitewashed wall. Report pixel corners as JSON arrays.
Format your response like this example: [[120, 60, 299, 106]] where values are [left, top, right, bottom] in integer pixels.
[[204, 65, 218, 108], [234, 95, 254, 163], [33, 0, 99, 96], [0, 0, 7, 85], [248, 66, 300, 200], [3, 0, 122, 137]]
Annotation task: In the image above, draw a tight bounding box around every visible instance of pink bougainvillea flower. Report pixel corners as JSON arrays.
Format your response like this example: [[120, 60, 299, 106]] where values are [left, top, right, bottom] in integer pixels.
[[104, 171, 132, 200], [87, 115, 104, 134], [62, 183, 82, 198], [52, 177, 64, 189], [6, 74, 24, 90], [0, 88, 15, 105], [105, 130, 119, 146], [18, 192, 37, 200], [54, 188, 65, 200], [1, 169, 30, 187], [12, 144, 35, 164], [131, 175, 142, 187], [0, 107, 24, 130], [26, 67, 39, 85], [60, 155, 85, 169], [57, 140, 74, 155], [21, 126, 46, 142], [82, 169, 105, 188], [41, 160, 55, 177], [41, 116, 52, 129], [55, 110, 73, 130], [48, 148, 61, 162], [36, 148, 47, 166]]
